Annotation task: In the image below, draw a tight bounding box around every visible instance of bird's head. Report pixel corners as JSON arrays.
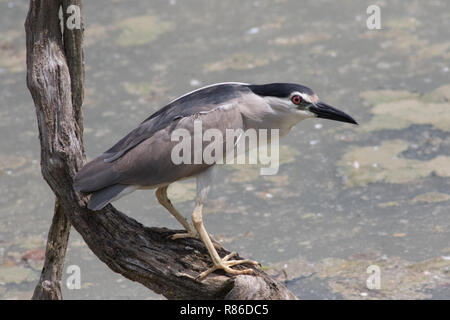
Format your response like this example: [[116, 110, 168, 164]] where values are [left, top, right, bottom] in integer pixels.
[[247, 83, 358, 125]]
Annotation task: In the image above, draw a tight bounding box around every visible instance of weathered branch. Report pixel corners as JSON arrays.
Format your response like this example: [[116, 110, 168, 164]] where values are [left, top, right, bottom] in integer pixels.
[[25, 0, 296, 300], [26, 0, 72, 300], [32, 198, 71, 300], [61, 0, 85, 138], [29, 0, 85, 300]]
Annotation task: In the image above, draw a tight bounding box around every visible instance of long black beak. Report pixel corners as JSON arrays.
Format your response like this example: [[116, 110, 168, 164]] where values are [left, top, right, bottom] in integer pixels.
[[309, 102, 358, 125]]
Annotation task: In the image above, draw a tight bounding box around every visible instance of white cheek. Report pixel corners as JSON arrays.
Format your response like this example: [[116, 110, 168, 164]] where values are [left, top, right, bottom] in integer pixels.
[[294, 109, 316, 119]]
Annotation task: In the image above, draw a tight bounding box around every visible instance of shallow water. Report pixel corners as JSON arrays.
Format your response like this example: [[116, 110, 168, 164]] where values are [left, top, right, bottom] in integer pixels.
[[0, 0, 449, 299]]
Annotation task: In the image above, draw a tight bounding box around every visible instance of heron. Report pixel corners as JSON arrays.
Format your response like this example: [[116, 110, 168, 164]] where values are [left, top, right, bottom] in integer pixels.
[[74, 82, 357, 279]]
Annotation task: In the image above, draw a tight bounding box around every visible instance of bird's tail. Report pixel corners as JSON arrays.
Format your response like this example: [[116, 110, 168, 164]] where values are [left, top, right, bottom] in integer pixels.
[[73, 156, 122, 193], [87, 184, 129, 211]]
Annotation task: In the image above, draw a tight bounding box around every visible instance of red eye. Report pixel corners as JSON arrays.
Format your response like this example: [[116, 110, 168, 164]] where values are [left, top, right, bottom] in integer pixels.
[[291, 95, 302, 105]]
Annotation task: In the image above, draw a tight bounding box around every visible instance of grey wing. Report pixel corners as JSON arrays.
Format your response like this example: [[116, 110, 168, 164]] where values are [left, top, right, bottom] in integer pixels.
[[73, 102, 244, 193], [103, 83, 245, 163], [111, 104, 245, 187], [102, 116, 180, 163]]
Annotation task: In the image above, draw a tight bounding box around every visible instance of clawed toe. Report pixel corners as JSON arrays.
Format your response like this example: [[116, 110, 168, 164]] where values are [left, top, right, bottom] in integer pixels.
[[170, 231, 199, 240], [170, 232, 222, 249], [196, 253, 260, 280]]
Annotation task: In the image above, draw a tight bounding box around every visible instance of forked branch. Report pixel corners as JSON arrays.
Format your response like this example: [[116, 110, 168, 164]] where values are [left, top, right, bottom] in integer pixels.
[[25, 0, 296, 300]]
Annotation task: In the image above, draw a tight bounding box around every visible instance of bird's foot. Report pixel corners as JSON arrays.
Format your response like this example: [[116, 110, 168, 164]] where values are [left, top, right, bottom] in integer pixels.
[[196, 252, 259, 280], [171, 230, 199, 240], [170, 230, 222, 249]]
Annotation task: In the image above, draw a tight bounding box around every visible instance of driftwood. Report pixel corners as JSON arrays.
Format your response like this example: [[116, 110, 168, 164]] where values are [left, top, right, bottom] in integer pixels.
[[25, 0, 296, 300]]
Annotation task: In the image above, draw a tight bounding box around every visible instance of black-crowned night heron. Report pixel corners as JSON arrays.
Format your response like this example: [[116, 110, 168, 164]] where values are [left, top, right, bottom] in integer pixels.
[[74, 82, 357, 279]]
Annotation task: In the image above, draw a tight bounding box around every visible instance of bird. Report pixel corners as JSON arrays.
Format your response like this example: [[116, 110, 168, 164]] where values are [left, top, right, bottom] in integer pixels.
[[74, 82, 357, 279]]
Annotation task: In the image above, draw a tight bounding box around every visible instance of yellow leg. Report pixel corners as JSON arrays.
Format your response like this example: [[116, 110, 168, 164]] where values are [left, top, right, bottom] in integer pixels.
[[155, 186, 198, 239], [192, 203, 259, 280], [156, 186, 222, 248]]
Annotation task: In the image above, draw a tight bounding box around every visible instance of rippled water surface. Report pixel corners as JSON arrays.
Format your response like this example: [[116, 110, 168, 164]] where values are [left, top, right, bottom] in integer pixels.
[[0, 0, 449, 299]]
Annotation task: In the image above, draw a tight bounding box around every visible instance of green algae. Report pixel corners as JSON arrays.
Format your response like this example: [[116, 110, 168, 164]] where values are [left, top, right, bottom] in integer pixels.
[[338, 140, 450, 187], [116, 15, 174, 47]]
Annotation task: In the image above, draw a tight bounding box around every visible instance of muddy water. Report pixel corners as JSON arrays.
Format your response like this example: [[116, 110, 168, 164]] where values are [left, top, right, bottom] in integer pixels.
[[0, 0, 449, 299]]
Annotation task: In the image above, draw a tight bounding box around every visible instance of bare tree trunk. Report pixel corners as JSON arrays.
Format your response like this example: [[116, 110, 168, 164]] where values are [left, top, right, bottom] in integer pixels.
[[25, 0, 296, 300], [32, 198, 71, 300], [28, 0, 84, 300]]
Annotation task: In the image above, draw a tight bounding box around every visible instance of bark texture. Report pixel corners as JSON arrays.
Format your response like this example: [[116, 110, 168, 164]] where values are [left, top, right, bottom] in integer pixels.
[[25, 0, 296, 300], [32, 199, 71, 300]]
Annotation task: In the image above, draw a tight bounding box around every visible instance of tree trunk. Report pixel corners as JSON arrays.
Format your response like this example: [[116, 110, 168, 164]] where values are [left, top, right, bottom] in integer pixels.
[[32, 198, 71, 300], [25, 0, 297, 300]]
